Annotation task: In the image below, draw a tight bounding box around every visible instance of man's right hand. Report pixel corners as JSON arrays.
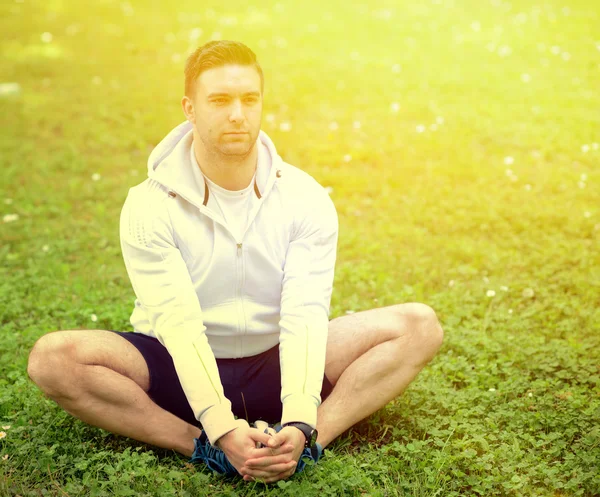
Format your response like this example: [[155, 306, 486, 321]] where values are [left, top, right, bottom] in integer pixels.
[[216, 421, 295, 478]]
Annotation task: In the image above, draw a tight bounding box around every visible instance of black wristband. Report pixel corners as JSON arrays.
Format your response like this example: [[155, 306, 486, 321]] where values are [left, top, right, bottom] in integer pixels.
[[283, 422, 317, 447]]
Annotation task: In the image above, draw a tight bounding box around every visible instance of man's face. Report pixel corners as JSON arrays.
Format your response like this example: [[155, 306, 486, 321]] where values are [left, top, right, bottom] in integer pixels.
[[189, 64, 263, 158]]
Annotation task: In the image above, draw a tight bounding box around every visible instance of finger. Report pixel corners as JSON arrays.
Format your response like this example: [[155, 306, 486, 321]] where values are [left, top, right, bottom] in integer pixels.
[[241, 458, 297, 474], [260, 466, 297, 484], [245, 454, 293, 468], [242, 463, 295, 478], [270, 432, 289, 446], [250, 443, 294, 459], [253, 421, 272, 448], [248, 428, 275, 448], [242, 460, 297, 479], [266, 431, 287, 447]]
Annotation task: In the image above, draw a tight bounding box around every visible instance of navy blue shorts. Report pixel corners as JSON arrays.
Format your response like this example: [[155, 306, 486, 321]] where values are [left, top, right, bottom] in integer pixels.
[[109, 331, 334, 427]]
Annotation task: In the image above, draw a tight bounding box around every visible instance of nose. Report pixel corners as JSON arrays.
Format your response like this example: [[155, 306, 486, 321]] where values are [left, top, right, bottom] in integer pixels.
[[229, 99, 244, 123]]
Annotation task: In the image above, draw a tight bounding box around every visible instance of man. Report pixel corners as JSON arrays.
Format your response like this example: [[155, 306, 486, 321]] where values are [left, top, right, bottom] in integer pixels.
[[27, 40, 444, 484]]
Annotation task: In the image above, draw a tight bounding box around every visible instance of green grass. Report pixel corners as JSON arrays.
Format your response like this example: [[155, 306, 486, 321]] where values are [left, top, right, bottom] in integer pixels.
[[1, 0, 599, 495]]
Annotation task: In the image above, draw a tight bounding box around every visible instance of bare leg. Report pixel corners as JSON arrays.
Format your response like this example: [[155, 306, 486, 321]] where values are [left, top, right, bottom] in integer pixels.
[[316, 303, 444, 448], [27, 330, 201, 457]]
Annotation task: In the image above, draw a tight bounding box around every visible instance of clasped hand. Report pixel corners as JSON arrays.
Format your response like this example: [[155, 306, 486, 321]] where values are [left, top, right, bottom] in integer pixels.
[[217, 423, 305, 484]]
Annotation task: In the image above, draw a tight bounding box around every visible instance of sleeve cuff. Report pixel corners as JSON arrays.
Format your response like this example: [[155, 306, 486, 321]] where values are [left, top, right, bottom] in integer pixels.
[[199, 404, 238, 445], [281, 394, 319, 429]]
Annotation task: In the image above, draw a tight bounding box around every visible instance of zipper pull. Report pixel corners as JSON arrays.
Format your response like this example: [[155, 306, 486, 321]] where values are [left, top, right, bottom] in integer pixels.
[[237, 243, 242, 256]]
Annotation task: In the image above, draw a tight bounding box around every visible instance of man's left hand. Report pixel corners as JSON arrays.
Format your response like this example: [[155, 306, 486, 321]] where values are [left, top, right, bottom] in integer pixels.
[[241, 426, 305, 483]]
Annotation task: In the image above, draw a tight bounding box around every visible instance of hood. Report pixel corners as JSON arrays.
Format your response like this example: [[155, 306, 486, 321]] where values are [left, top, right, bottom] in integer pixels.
[[146, 121, 282, 210]]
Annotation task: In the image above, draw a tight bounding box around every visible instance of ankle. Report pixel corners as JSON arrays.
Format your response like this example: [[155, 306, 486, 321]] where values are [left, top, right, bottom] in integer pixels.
[[179, 425, 202, 457]]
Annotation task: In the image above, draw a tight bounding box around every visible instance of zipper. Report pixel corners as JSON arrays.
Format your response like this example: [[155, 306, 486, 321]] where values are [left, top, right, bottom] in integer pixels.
[[240, 243, 247, 340], [236, 242, 247, 357]]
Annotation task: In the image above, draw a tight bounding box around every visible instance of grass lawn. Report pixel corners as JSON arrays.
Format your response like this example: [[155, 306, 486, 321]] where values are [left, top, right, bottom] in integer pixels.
[[1, 0, 599, 495]]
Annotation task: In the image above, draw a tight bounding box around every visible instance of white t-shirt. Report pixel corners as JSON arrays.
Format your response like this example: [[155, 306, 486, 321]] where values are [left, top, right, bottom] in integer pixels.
[[202, 169, 256, 242], [189, 142, 269, 242]]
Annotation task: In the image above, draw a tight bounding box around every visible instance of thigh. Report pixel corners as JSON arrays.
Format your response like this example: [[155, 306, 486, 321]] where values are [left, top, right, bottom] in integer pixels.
[[110, 331, 200, 426], [31, 329, 151, 392], [324, 305, 407, 386]]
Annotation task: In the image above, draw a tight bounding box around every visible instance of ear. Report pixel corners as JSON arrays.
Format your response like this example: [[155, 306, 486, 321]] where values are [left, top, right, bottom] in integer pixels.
[[181, 95, 195, 123]]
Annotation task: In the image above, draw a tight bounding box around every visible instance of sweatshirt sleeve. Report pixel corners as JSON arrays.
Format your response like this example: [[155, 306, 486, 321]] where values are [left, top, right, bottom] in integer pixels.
[[119, 185, 237, 444], [279, 184, 338, 429]]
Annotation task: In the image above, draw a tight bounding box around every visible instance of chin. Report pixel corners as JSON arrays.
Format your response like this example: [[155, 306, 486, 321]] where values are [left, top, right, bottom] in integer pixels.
[[219, 144, 252, 157]]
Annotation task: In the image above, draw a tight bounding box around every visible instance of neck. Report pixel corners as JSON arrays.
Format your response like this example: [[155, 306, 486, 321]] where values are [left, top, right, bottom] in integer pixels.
[[193, 134, 258, 191]]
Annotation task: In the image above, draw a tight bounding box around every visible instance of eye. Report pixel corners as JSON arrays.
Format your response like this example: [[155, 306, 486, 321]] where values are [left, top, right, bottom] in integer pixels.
[[244, 96, 259, 104]]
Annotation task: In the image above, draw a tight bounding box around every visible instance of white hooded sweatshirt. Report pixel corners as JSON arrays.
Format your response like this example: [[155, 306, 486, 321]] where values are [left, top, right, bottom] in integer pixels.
[[119, 121, 338, 444]]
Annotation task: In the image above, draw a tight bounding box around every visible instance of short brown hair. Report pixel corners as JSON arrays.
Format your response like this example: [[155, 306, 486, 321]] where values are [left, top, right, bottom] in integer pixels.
[[184, 40, 264, 97]]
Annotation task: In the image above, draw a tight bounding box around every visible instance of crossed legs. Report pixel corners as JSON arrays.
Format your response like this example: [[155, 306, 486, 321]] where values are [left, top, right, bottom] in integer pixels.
[[26, 303, 443, 456]]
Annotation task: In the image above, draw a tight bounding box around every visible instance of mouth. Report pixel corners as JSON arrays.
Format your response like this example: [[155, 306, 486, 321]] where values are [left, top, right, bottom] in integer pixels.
[[224, 131, 248, 135]]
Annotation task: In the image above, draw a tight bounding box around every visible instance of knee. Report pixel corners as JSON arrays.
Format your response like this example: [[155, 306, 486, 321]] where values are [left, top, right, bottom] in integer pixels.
[[396, 303, 444, 359], [27, 332, 77, 397]]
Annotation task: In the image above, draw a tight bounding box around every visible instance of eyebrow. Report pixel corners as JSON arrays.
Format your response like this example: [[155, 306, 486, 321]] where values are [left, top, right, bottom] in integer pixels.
[[207, 91, 261, 98]]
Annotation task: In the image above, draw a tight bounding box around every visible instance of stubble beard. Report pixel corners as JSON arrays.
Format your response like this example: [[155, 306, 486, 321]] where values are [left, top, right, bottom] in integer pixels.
[[206, 131, 257, 163]]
